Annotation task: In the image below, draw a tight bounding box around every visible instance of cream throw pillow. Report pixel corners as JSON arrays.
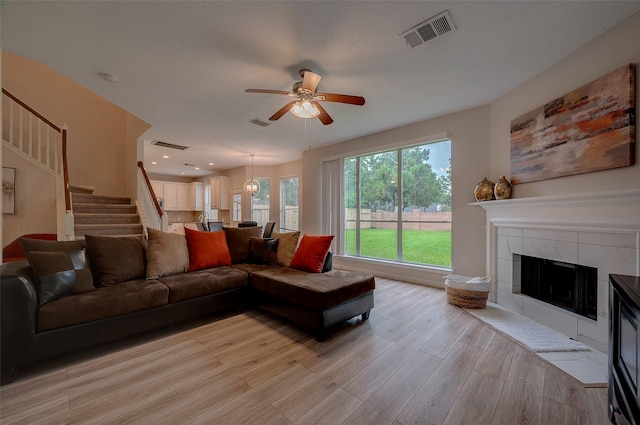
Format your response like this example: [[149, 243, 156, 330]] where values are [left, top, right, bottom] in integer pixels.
[[272, 231, 300, 267]]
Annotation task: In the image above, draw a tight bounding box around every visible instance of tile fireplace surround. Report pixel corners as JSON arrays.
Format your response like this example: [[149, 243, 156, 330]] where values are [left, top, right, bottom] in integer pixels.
[[474, 189, 640, 354]]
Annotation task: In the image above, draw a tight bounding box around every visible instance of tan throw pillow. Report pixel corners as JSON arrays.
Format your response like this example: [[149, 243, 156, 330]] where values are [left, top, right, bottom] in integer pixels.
[[20, 238, 94, 293], [223, 227, 263, 264], [272, 231, 300, 267], [85, 234, 146, 286], [146, 228, 189, 279]]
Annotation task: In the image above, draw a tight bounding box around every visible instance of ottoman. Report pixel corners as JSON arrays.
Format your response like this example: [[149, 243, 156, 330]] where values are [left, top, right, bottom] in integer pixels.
[[249, 267, 375, 341]]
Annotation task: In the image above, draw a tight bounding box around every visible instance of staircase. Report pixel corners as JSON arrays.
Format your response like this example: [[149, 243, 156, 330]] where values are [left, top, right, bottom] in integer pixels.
[[72, 192, 144, 239]]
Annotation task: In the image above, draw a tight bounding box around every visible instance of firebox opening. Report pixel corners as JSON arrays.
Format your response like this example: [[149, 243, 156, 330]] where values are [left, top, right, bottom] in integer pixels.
[[513, 254, 597, 320]]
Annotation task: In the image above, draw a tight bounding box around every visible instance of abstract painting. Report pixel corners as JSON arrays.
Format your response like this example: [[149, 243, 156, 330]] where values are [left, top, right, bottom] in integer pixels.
[[3, 167, 16, 214], [510, 64, 635, 184]]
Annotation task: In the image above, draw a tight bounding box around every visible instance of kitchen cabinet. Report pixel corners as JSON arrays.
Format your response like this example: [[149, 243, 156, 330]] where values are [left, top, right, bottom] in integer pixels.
[[150, 180, 202, 211], [189, 182, 203, 211], [150, 180, 164, 203], [175, 183, 190, 211], [162, 182, 178, 210], [210, 176, 230, 210]]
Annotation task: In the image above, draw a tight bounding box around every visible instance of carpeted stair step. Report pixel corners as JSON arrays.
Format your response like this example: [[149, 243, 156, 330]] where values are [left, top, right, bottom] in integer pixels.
[[75, 223, 144, 238], [74, 213, 140, 225], [69, 185, 95, 195], [73, 203, 137, 214], [72, 193, 131, 205]]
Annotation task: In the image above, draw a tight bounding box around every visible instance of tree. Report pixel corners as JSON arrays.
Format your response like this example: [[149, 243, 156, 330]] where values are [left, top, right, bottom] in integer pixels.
[[344, 143, 449, 212], [437, 159, 452, 211], [359, 151, 397, 212], [401, 146, 442, 210]]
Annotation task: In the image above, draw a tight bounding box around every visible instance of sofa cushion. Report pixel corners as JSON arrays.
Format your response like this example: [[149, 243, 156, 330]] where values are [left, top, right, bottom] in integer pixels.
[[223, 227, 263, 264], [37, 279, 169, 331], [272, 231, 300, 267], [20, 239, 94, 294], [184, 228, 232, 271], [231, 263, 282, 275], [157, 266, 248, 303], [249, 268, 375, 311], [146, 228, 189, 279], [248, 237, 279, 265], [85, 235, 146, 286], [290, 235, 334, 273]]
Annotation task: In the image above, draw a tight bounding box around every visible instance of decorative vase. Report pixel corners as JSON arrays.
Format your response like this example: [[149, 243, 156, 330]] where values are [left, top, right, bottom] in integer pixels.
[[494, 176, 512, 200], [474, 178, 495, 201]]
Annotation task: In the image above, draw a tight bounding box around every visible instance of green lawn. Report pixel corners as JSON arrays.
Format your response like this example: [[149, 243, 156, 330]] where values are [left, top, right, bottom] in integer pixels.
[[344, 228, 451, 267]]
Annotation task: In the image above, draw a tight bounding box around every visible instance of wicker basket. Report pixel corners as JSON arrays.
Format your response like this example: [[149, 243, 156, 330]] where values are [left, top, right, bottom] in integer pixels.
[[445, 275, 490, 309]]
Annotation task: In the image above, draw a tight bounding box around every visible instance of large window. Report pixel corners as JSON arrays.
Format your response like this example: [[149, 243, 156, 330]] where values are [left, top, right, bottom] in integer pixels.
[[344, 140, 451, 267], [251, 178, 270, 226], [280, 176, 299, 232], [232, 192, 242, 222]]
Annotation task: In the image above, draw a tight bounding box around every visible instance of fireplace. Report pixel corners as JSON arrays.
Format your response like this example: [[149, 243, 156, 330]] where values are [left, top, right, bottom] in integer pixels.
[[474, 189, 640, 353], [514, 254, 597, 320]]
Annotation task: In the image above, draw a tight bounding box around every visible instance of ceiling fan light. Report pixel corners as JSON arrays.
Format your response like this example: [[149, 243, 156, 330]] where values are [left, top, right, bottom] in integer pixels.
[[291, 100, 320, 118]]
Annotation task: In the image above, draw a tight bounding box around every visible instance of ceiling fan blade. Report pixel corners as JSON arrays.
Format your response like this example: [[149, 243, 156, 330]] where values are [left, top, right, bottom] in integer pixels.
[[245, 89, 290, 95], [269, 101, 297, 121], [315, 93, 365, 106], [312, 101, 334, 125], [301, 70, 321, 94]]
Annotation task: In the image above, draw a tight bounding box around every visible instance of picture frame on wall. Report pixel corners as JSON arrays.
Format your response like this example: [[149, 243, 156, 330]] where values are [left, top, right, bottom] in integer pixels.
[[3, 167, 16, 214], [510, 64, 636, 184]]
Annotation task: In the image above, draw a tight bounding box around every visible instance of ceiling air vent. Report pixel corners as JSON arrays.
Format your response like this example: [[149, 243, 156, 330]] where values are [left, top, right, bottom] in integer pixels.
[[400, 10, 456, 48], [151, 140, 190, 150], [250, 118, 271, 127]]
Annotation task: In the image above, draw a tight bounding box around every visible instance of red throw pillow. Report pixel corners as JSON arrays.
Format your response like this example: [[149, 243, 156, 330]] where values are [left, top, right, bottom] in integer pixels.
[[289, 234, 334, 273], [184, 228, 232, 272]]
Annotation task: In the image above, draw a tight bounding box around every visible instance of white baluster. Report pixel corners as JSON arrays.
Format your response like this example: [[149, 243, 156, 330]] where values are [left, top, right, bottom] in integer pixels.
[[18, 106, 23, 152], [46, 131, 51, 169], [8, 99, 14, 146], [28, 113, 33, 156]]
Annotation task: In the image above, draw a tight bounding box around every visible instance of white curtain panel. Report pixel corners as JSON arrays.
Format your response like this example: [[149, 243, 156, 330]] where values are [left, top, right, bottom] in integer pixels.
[[321, 159, 344, 254]]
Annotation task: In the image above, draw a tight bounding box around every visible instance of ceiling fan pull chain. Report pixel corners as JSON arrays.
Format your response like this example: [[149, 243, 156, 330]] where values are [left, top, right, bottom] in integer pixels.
[[305, 118, 312, 151]]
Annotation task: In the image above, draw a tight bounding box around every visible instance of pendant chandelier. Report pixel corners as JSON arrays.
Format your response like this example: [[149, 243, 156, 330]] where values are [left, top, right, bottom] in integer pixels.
[[244, 154, 260, 196]]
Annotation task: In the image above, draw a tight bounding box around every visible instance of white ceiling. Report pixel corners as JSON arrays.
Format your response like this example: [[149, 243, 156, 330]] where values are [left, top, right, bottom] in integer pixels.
[[3, 1, 639, 177]]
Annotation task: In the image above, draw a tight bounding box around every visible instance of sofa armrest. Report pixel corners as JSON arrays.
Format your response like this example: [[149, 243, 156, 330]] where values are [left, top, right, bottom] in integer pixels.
[[1, 260, 38, 368]]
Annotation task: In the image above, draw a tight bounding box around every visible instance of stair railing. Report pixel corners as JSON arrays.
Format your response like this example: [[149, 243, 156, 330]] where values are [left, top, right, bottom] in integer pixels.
[[137, 161, 168, 232], [2, 88, 74, 239]]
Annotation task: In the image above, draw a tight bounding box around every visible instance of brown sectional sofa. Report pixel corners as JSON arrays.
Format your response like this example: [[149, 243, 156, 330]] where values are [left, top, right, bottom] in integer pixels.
[[0, 228, 374, 384]]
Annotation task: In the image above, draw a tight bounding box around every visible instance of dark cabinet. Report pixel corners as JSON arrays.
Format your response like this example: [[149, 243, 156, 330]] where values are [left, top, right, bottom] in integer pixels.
[[610, 274, 640, 424]]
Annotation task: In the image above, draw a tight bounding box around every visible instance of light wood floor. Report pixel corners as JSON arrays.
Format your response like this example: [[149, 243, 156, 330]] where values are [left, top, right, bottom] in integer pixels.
[[0, 278, 610, 425]]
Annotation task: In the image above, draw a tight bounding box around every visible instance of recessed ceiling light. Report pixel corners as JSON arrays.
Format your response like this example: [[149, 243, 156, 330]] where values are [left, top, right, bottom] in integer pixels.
[[162, 155, 169, 159], [180, 172, 185, 175], [151, 161, 158, 165], [195, 167, 200, 170], [209, 162, 214, 166]]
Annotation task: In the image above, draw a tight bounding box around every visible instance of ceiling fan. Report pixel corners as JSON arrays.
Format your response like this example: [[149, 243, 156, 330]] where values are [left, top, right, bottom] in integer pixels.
[[245, 69, 365, 125]]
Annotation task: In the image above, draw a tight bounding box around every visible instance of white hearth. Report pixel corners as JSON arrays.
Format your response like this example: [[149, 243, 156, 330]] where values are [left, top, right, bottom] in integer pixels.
[[474, 189, 640, 353]]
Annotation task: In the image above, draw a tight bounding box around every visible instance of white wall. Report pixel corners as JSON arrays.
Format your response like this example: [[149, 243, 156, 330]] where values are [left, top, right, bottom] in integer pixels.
[[2, 147, 57, 241], [489, 11, 640, 199], [302, 106, 490, 286]]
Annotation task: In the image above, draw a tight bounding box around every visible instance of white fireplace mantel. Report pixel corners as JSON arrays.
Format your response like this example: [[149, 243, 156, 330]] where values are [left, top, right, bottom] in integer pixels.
[[471, 188, 640, 352]]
